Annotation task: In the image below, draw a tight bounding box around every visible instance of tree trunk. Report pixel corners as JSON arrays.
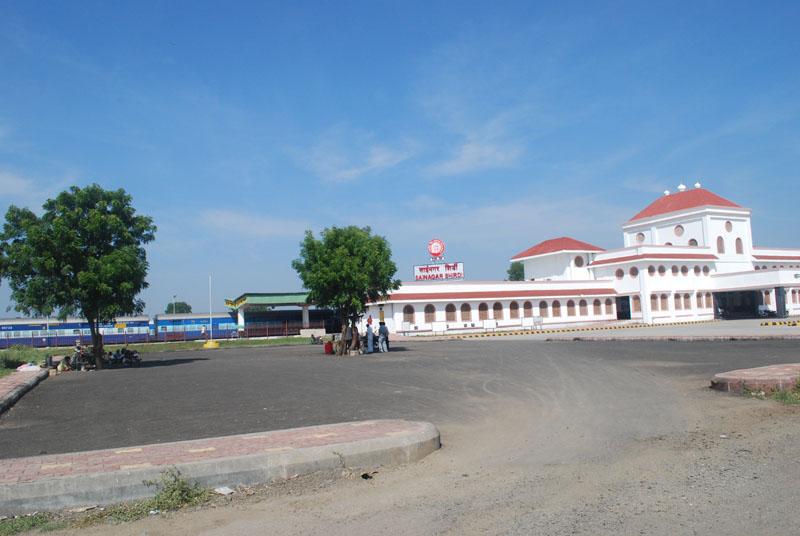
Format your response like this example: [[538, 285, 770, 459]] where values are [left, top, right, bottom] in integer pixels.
[[337, 308, 348, 356], [88, 318, 105, 369], [349, 314, 359, 353]]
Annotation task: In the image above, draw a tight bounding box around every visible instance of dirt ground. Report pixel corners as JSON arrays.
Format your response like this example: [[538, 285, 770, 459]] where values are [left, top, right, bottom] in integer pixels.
[[40, 351, 800, 535]]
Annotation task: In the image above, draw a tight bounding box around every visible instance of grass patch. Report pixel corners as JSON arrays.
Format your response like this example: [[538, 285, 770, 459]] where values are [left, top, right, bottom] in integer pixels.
[[75, 467, 211, 527], [0, 336, 313, 369], [0, 345, 47, 378], [0, 513, 64, 535]]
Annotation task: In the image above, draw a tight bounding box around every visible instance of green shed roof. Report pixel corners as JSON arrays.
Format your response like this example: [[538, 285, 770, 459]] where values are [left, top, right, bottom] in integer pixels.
[[225, 292, 310, 310]]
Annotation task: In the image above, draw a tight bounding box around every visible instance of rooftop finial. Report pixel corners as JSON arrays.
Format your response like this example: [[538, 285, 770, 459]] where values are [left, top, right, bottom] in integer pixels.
[[677, 183, 686, 191], [694, 182, 701, 189], [663, 190, 670, 196]]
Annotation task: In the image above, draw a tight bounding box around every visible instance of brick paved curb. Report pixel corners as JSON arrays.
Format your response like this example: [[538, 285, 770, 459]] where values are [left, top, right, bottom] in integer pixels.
[[0, 419, 440, 516], [0, 370, 49, 416], [710, 363, 800, 393]]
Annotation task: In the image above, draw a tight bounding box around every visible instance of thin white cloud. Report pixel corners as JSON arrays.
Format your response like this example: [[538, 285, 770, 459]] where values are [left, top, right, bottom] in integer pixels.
[[0, 171, 36, 196], [428, 138, 523, 176], [0, 171, 71, 213], [295, 126, 415, 182], [198, 209, 310, 239]]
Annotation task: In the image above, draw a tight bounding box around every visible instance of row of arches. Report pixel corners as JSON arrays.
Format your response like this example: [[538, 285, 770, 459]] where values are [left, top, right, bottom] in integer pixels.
[[716, 236, 744, 255], [650, 292, 714, 312], [402, 299, 617, 324], [755, 265, 800, 270]]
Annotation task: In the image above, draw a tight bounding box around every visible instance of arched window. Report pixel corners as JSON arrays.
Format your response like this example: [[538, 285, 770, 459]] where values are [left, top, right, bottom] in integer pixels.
[[755, 266, 760, 270], [605, 298, 614, 315], [674, 294, 682, 310], [478, 303, 489, 320], [658, 265, 666, 276], [566, 300, 576, 316], [702, 266, 710, 275], [704, 293, 712, 308], [764, 291, 772, 306], [683, 293, 691, 310], [539, 301, 548, 317], [579, 299, 588, 316], [636, 232, 645, 243], [493, 302, 504, 320], [725, 221, 732, 232], [648, 265, 656, 276], [671, 265, 679, 276], [461, 303, 472, 322], [674, 225, 684, 236], [509, 301, 519, 319], [793, 290, 798, 304], [688, 238, 698, 246], [661, 294, 669, 310], [615, 269, 624, 279], [574, 256, 584, 267], [696, 292, 703, 308], [632, 295, 641, 313], [445, 303, 456, 322], [629, 266, 639, 278], [552, 301, 561, 317], [593, 299, 602, 315], [651, 294, 659, 311], [403, 305, 415, 324], [694, 265, 701, 276], [523, 301, 533, 317], [424, 304, 436, 323], [717, 236, 725, 254], [681, 265, 689, 276], [735, 238, 743, 254]]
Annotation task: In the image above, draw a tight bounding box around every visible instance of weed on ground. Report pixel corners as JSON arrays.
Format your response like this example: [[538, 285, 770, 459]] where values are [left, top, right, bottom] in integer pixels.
[[743, 377, 800, 404]]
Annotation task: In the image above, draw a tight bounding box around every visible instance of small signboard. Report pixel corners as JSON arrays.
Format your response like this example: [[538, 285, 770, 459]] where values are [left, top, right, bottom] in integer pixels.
[[413, 262, 465, 281]]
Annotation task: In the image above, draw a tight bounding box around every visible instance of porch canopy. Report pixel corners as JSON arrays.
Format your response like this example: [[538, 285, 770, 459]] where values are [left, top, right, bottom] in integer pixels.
[[225, 292, 311, 327]]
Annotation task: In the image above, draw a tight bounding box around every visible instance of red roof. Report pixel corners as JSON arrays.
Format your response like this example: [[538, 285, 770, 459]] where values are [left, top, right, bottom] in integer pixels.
[[629, 188, 742, 222], [589, 253, 718, 266], [753, 255, 800, 261], [511, 237, 604, 260]]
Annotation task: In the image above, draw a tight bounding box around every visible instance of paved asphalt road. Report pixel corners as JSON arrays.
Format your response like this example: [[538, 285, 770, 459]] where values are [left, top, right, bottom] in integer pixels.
[[1, 339, 799, 460]]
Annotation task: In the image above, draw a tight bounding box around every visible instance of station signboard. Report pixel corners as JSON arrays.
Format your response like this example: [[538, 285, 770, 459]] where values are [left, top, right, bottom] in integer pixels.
[[413, 262, 465, 281]]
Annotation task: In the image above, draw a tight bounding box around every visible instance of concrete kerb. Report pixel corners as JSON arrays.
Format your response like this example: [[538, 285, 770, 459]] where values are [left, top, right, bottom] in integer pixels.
[[0, 370, 49, 416], [0, 420, 441, 516]]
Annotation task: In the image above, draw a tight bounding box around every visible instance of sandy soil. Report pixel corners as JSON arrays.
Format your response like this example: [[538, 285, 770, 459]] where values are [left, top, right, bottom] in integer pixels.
[[43, 369, 800, 535]]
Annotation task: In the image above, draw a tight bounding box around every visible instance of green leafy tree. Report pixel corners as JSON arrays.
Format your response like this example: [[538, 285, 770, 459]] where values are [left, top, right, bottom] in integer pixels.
[[507, 261, 525, 281], [165, 301, 192, 314], [0, 184, 156, 366], [292, 226, 400, 355]]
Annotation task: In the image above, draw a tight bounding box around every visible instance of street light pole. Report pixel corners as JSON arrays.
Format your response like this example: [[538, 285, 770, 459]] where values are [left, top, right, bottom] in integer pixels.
[[173, 294, 177, 315]]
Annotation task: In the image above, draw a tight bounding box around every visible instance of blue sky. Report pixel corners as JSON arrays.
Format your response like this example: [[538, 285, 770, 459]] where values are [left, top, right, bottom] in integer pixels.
[[1, 1, 799, 316]]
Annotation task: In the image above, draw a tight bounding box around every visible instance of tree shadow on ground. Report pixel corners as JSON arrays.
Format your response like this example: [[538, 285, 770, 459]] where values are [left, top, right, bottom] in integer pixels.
[[104, 357, 210, 370]]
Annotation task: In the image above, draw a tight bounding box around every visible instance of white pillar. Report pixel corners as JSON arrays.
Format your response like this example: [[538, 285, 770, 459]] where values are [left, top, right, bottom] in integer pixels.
[[302, 305, 310, 328], [639, 271, 653, 324], [238, 307, 245, 327]]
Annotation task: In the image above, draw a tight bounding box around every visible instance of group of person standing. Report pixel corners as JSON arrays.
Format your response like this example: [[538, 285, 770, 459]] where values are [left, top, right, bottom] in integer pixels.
[[363, 317, 389, 354]]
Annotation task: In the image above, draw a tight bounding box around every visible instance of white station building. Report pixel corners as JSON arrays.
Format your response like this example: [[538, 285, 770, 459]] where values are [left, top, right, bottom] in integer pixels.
[[365, 184, 800, 335]]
